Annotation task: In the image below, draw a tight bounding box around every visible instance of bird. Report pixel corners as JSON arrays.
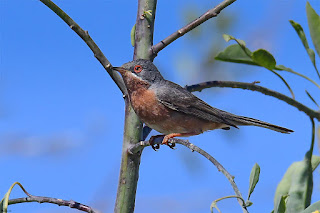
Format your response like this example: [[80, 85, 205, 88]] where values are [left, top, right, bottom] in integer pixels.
[[113, 59, 293, 149]]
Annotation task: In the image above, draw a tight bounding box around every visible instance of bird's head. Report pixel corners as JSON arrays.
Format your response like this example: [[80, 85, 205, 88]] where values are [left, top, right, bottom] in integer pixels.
[[113, 59, 164, 87]]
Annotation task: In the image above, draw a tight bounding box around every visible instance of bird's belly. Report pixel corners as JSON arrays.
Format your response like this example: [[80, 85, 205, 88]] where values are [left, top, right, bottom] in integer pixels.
[[146, 112, 227, 135], [130, 90, 226, 135]]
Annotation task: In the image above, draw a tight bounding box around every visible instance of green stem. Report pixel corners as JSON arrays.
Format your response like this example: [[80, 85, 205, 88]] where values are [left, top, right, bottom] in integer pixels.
[[114, 0, 157, 212], [276, 68, 320, 90], [114, 98, 143, 213]]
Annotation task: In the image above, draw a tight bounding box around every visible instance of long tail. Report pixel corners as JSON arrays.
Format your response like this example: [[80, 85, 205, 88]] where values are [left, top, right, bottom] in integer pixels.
[[225, 114, 293, 133]]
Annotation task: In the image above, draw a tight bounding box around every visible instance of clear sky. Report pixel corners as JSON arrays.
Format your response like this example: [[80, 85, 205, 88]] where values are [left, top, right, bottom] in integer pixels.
[[1, 0, 320, 212]]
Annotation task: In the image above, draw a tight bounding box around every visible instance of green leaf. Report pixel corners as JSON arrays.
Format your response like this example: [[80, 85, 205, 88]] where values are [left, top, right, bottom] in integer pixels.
[[311, 155, 320, 171], [306, 91, 320, 108], [289, 20, 311, 51], [245, 200, 253, 207], [274, 153, 314, 213], [216, 45, 294, 98], [301, 200, 320, 213], [289, 19, 319, 78], [274, 195, 287, 213], [252, 49, 276, 70], [130, 24, 136, 47], [144, 10, 152, 17], [222, 34, 246, 47], [247, 163, 260, 200], [217, 35, 294, 97], [0, 182, 25, 213], [307, 2, 320, 58], [215, 44, 255, 65]]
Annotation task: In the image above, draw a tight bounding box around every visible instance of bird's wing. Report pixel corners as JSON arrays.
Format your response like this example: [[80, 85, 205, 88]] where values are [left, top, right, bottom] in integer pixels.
[[153, 81, 293, 134], [153, 81, 238, 128]]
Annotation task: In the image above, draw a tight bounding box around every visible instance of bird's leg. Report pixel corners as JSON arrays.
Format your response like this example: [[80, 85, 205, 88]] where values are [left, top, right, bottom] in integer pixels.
[[149, 134, 165, 151], [162, 132, 197, 149]]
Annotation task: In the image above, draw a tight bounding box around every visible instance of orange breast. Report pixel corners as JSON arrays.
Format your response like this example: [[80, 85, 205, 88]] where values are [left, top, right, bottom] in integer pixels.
[[130, 87, 227, 135], [130, 87, 171, 125]]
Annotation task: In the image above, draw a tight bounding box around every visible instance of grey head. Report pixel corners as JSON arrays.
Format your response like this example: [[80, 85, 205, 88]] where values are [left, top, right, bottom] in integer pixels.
[[117, 59, 164, 84]]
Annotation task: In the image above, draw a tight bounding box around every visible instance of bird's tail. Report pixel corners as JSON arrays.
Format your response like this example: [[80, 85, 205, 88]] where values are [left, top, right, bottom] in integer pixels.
[[225, 114, 293, 133]]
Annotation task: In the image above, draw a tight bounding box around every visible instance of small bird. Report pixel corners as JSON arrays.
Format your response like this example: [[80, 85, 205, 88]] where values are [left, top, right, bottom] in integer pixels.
[[113, 59, 293, 148]]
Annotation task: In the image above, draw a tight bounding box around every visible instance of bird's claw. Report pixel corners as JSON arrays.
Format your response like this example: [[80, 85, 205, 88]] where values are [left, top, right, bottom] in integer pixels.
[[151, 143, 160, 151], [149, 136, 161, 151], [162, 139, 176, 150], [149, 135, 176, 150], [167, 141, 176, 149]]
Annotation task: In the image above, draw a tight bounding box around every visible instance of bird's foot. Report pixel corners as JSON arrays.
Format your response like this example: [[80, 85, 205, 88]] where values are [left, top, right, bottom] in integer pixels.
[[162, 135, 176, 150], [149, 135, 164, 151]]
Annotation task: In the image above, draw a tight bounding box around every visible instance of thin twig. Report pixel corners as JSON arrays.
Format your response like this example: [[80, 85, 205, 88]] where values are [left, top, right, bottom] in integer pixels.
[[39, 0, 127, 95], [151, 0, 237, 57], [185, 80, 320, 121], [210, 195, 247, 213], [310, 117, 315, 155], [6, 182, 98, 213], [8, 196, 98, 213], [129, 138, 248, 213]]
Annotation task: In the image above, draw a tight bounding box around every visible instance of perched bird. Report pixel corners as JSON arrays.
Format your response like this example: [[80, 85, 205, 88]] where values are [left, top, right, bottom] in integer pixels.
[[113, 59, 293, 148]]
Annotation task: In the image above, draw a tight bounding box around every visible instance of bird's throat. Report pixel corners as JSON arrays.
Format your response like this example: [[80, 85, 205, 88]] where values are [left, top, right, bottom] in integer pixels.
[[122, 72, 150, 93]]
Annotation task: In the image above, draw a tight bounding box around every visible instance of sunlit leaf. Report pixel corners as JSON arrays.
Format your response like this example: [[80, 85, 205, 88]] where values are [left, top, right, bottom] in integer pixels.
[[130, 24, 136, 47], [247, 163, 260, 200], [252, 49, 276, 70], [274, 195, 287, 213], [311, 155, 320, 171], [289, 19, 319, 78], [216, 44, 294, 98], [301, 201, 320, 213], [222, 34, 246, 47], [245, 200, 253, 207], [307, 2, 320, 58], [215, 44, 255, 65], [274, 153, 313, 212], [289, 20, 309, 49]]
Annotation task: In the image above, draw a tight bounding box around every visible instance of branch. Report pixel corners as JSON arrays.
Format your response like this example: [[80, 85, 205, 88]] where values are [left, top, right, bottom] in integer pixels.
[[114, 0, 157, 213], [129, 138, 248, 213], [6, 182, 98, 213], [39, 0, 127, 95], [151, 0, 237, 57], [185, 80, 320, 121], [8, 196, 98, 213]]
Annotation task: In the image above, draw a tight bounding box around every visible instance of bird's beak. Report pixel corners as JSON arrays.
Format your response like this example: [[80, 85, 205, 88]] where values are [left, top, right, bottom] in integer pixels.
[[113, 67, 129, 75]]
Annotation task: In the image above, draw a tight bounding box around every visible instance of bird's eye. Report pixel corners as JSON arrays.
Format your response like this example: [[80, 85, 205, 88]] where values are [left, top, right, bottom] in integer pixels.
[[134, 65, 143, 73]]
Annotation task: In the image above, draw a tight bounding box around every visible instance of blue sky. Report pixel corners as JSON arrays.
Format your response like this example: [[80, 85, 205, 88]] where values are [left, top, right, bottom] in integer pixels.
[[1, 0, 320, 212]]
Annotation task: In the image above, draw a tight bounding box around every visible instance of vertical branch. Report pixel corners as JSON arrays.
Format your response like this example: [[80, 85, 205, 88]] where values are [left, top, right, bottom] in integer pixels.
[[114, 100, 143, 213], [134, 0, 157, 60], [114, 0, 157, 213]]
